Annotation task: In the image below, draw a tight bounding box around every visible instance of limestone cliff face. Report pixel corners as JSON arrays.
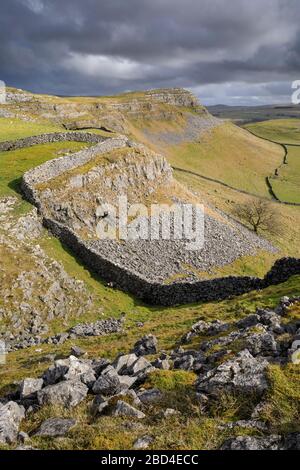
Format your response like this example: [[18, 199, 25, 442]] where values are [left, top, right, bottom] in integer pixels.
[[144, 88, 202, 108], [31, 141, 174, 237], [104, 88, 208, 120], [5, 87, 208, 132]]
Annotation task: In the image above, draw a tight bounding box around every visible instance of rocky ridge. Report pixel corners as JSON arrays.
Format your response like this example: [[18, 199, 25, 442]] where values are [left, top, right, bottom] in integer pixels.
[[0, 197, 94, 341], [3, 87, 209, 132]]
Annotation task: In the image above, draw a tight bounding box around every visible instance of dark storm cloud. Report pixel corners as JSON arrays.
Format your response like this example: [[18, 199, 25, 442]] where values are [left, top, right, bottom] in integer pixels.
[[0, 0, 300, 104]]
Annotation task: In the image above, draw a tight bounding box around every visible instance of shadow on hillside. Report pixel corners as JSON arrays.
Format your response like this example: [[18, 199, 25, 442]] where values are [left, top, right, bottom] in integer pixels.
[[50, 237, 155, 312], [8, 177, 23, 196]]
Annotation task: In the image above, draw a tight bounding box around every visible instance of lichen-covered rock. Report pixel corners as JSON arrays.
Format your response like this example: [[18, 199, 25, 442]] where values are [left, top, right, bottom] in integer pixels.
[[70, 345, 86, 357], [63, 356, 93, 381], [242, 331, 278, 357], [181, 320, 230, 344], [133, 335, 158, 356], [218, 419, 268, 432], [137, 388, 163, 404], [112, 400, 146, 419], [258, 310, 284, 334], [196, 349, 269, 397], [42, 360, 70, 386], [113, 353, 139, 374], [80, 370, 97, 389], [34, 418, 76, 437], [42, 355, 93, 386], [37, 380, 88, 407], [91, 358, 111, 376], [127, 356, 153, 375], [220, 435, 281, 450], [19, 378, 44, 399], [236, 314, 260, 330], [92, 370, 123, 396], [152, 358, 170, 370], [133, 435, 154, 449], [68, 318, 123, 337], [173, 354, 195, 371], [0, 401, 25, 444]]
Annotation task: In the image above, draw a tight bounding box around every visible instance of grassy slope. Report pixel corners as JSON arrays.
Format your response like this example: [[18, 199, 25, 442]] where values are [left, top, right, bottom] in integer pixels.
[[0, 110, 299, 449], [128, 110, 300, 264], [131, 119, 283, 198], [270, 145, 300, 204], [0, 141, 90, 198], [175, 169, 300, 257], [245, 119, 300, 204], [1, 274, 299, 449], [0, 117, 63, 141], [246, 119, 300, 144]]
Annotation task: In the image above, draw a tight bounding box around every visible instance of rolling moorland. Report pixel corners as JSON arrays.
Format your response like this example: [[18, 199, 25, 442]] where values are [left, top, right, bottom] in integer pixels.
[[0, 87, 299, 450], [208, 103, 300, 125]]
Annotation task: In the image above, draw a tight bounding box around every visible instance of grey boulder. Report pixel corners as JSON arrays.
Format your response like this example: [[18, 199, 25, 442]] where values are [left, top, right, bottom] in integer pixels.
[[37, 380, 88, 407], [182, 320, 230, 343], [133, 335, 158, 356], [42, 356, 92, 385], [34, 418, 76, 437], [133, 435, 154, 449], [243, 332, 278, 357], [127, 356, 153, 376], [70, 345, 86, 357], [152, 358, 170, 370], [92, 370, 123, 396], [112, 400, 146, 419], [0, 401, 25, 444], [113, 353, 138, 374], [221, 435, 281, 450], [62, 355, 93, 381], [19, 378, 44, 399], [196, 349, 269, 397], [236, 314, 260, 330], [42, 359, 69, 386], [138, 388, 163, 404]]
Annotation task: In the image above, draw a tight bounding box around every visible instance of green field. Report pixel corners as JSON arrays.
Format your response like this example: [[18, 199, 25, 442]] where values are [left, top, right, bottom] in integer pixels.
[[245, 119, 300, 204], [269, 145, 300, 203], [0, 117, 63, 141], [175, 169, 300, 257], [0, 141, 90, 197], [246, 119, 300, 144]]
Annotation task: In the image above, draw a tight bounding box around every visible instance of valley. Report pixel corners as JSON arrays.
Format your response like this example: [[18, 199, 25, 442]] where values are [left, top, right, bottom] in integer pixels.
[[0, 87, 299, 450]]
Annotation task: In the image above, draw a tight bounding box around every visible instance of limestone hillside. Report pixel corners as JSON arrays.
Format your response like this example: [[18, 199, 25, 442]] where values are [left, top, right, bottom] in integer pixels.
[[0, 86, 299, 451]]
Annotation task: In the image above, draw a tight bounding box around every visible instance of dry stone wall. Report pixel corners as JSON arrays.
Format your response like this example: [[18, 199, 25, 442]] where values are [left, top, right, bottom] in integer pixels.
[[0, 131, 107, 152], [21, 135, 129, 206], [32, 217, 300, 306]]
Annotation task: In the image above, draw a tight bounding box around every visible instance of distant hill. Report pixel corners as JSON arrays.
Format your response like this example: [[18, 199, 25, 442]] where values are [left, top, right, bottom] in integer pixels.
[[207, 103, 300, 124]]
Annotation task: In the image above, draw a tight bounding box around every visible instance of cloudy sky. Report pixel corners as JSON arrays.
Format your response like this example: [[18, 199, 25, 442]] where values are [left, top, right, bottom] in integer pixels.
[[1, 0, 300, 105]]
